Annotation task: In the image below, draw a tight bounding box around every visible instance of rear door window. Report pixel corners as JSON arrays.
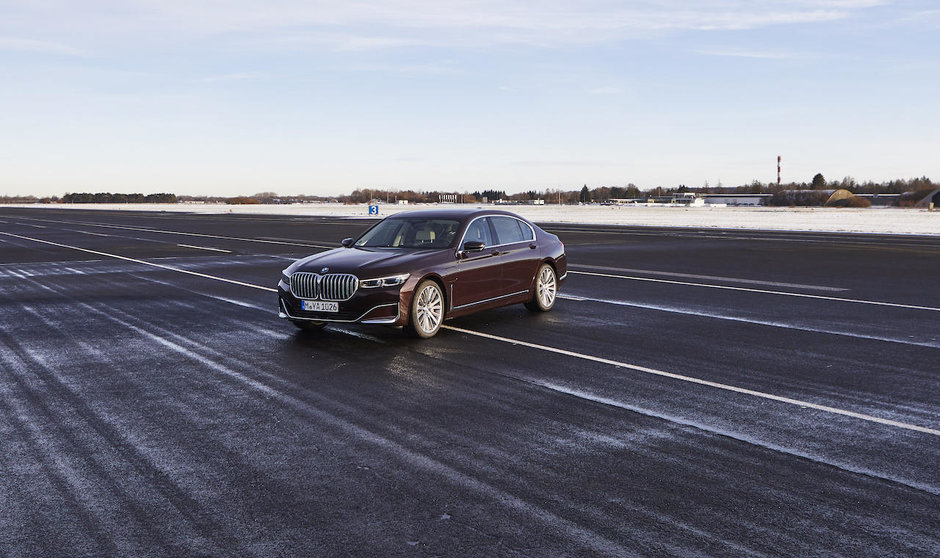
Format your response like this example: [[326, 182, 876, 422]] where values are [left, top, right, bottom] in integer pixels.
[[491, 216, 532, 245]]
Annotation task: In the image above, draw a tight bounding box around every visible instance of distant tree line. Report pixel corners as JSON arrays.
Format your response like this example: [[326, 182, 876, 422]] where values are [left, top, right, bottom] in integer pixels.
[[0, 195, 60, 204], [330, 176, 934, 207], [764, 175, 936, 207], [61, 192, 178, 204], [4, 175, 936, 208]]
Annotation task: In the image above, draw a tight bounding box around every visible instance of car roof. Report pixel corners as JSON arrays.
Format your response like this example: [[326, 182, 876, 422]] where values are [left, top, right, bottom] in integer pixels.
[[383, 207, 528, 221]]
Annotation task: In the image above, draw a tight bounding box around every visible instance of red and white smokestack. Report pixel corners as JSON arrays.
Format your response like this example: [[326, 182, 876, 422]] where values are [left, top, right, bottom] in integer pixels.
[[777, 156, 781, 185]]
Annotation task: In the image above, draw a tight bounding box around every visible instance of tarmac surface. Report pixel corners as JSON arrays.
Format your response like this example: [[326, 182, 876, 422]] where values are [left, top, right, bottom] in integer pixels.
[[1, 207, 938, 557]]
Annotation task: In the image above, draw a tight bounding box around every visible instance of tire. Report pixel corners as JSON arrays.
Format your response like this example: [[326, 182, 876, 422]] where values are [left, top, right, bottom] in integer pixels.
[[525, 263, 557, 312], [405, 280, 445, 338], [292, 320, 326, 331]]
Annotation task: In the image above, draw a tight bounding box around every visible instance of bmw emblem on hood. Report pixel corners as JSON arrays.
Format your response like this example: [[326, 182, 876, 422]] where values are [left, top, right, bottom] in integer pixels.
[[321, 267, 329, 273]]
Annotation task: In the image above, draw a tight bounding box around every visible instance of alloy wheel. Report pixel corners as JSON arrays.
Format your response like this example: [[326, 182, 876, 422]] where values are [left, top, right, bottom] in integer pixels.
[[537, 266, 557, 308], [414, 283, 444, 336]]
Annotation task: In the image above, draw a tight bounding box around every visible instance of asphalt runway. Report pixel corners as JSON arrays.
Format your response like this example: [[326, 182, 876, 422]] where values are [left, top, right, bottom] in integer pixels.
[[1, 207, 938, 557]]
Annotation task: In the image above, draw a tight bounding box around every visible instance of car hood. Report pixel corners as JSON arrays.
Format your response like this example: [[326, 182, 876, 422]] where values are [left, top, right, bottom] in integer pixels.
[[288, 247, 441, 277]]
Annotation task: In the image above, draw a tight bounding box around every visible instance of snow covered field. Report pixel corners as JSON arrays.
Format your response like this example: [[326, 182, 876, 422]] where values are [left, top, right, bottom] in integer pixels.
[[4, 203, 938, 235]]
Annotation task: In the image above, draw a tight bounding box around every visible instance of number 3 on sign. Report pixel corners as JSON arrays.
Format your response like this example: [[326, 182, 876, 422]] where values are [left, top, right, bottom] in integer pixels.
[[368, 204, 379, 215]]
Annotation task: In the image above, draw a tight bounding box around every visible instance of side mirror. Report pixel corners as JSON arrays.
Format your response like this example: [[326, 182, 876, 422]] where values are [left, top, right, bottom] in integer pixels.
[[341, 238, 354, 248], [462, 241, 485, 252]]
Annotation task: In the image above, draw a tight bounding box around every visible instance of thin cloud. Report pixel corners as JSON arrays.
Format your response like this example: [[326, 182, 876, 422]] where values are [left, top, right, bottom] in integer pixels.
[[896, 8, 940, 24], [340, 61, 462, 75], [512, 160, 621, 167], [587, 86, 625, 95], [250, 32, 431, 52], [694, 48, 803, 60], [0, 1, 891, 52], [198, 72, 263, 83], [0, 36, 83, 56]]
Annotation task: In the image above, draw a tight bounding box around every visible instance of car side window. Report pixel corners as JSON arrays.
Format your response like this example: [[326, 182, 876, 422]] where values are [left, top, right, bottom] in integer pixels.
[[463, 217, 493, 246], [491, 216, 531, 245], [520, 220, 534, 241]]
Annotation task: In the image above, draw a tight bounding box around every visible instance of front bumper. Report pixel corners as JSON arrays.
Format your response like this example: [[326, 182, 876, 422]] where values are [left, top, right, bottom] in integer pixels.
[[277, 281, 405, 325]]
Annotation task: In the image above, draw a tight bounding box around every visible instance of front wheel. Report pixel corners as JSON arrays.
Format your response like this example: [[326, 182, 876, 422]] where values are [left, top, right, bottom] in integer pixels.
[[405, 280, 445, 338], [525, 263, 557, 312]]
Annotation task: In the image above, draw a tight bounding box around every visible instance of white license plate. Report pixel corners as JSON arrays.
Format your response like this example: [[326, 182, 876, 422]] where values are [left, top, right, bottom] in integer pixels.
[[301, 300, 339, 313]]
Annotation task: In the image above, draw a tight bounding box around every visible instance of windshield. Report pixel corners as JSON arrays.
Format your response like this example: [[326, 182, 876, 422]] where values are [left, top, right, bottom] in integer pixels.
[[355, 218, 461, 249]]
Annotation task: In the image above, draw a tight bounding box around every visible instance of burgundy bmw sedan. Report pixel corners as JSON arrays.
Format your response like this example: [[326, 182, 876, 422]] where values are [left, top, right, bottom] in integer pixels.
[[277, 208, 566, 338]]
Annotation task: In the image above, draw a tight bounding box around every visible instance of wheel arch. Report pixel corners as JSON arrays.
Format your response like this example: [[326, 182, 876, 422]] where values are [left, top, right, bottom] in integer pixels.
[[530, 258, 558, 292], [415, 273, 449, 317]]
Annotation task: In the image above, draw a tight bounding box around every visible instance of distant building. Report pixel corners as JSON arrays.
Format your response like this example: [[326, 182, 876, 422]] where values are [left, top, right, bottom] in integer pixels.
[[671, 193, 704, 206], [914, 189, 940, 209], [609, 198, 644, 205], [857, 193, 901, 207], [702, 194, 773, 206]]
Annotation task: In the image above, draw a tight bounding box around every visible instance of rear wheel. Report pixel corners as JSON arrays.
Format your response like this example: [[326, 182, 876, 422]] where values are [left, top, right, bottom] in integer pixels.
[[292, 320, 326, 331], [525, 263, 557, 312], [405, 280, 444, 338]]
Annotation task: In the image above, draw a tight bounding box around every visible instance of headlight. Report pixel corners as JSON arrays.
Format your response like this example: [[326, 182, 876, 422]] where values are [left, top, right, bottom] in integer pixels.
[[281, 269, 291, 284], [360, 273, 410, 288]]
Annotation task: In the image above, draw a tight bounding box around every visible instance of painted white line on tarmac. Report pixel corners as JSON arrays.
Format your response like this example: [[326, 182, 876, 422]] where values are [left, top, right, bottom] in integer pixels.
[[14, 215, 335, 249], [569, 264, 847, 292], [177, 243, 232, 253], [543, 227, 940, 248], [7, 230, 937, 436], [75, 230, 111, 237], [441, 325, 940, 436], [557, 294, 940, 348], [126, 272, 272, 312], [0, 232, 277, 293], [569, 270, 940, 312]]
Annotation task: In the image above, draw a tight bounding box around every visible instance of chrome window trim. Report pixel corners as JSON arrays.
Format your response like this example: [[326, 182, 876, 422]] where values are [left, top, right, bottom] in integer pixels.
[[279, 298, 400, 324], [450, 289, 530, 311], [457, 217, 538, 252], [454, 215, 536, 257], [455, 215, 494, 253]]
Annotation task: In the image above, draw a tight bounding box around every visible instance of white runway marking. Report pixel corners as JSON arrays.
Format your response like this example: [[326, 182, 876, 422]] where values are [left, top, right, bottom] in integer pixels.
[[570, 270, 940, 312], [441, 325, 940, 436], [0, 232, 276, 294], [75, 230, 111, 237], [570, 264, 848, 292], [127, 272, 271, 312], [526, 380, 938, 495], [543, 227, 940, 248], [177, 244, 232, 253], [5, 229, 937, 436], [208, 295, 265, 309], [557, 294, 940, 348], [13, 216, 334, 249]]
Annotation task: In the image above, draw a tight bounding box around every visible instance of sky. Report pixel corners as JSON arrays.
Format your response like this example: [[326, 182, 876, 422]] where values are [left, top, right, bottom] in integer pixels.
[[1, 1, 938, 197]]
